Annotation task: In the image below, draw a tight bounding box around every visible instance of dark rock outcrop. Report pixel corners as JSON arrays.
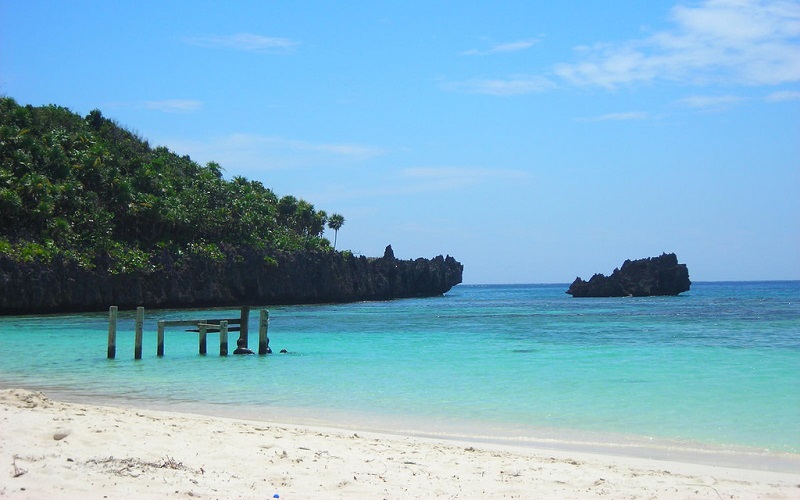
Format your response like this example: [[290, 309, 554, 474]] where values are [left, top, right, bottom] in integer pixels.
[[0, 244, 463, 314], [566, 253, 690, 297]]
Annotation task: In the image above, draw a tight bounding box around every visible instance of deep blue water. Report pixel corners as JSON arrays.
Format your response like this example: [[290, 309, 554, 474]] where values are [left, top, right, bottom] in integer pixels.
[[1, 281, 798, 454]]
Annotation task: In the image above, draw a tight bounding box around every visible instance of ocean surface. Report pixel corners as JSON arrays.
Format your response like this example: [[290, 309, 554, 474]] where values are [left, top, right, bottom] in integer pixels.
[[1, 281, 798, 459]]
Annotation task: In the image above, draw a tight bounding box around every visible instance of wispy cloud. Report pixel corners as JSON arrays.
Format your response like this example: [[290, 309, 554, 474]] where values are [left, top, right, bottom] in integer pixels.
[[440, 75, 556, 95], [340, 166, 531, 197], [676, 94, 745, 108], [400, 166, 530, 180], [143, 100, 203, 113], [183, 33, 299, 53], [672, 89, 799, 108], [225, 134, 386, 160], [765, 89, 800, 101], [161, 133, 387, 175], [461, 38, 540, 56], [576, 111, 650, 122], [554, 0, 800, 88], [393, 166, 531, 192], [105, 99, 203, 113], [289, 166, 534, 203]]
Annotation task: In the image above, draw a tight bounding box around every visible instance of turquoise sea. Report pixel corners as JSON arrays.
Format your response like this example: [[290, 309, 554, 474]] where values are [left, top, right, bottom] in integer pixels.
[[1, 281, 798, 461]]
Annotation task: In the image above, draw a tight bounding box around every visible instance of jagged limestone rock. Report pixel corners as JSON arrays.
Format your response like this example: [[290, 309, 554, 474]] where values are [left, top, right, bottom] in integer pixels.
[[0, 245, 463, 314], [567, 253, 690, 297]]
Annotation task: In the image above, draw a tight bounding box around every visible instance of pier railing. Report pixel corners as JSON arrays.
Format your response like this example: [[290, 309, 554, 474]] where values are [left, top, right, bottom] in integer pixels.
[[106, 306, 270, 359]]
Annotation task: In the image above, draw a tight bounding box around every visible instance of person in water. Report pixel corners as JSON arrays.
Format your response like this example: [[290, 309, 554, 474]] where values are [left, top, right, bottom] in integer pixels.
[[233, 337, 254, 355]]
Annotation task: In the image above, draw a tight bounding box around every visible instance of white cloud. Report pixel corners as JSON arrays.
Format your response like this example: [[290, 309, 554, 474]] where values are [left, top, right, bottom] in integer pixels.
[[462, 38, 540, 55], [160, 133, 386, 175], [554, 0, 800, 88], [576, 111, 650, 122], [142, 100, 203, 113], [104, 100, 203, 113], [183, 33, 299, 53], [671, 89, 799, 108], [287, 166, 534, 204], [337, 166, 532, 198], [676, 94, 746, 107], [400, 166, 530, 181], [228, 134, 386, 159], [440, 75, 556, 95], [764, 89, 800, 101]]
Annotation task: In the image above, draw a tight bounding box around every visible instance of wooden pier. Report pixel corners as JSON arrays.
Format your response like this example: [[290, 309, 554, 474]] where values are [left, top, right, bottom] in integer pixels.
[[106, 306, 270, 359]]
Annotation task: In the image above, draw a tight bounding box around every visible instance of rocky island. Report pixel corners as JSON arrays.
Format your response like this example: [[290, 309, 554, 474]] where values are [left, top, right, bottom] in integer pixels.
[[0, 98, 462, 314], [566, 253, 690, 297]]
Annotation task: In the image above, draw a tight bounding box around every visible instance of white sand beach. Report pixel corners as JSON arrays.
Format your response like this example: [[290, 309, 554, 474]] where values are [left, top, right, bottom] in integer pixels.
[[1, 388, 797, 499]]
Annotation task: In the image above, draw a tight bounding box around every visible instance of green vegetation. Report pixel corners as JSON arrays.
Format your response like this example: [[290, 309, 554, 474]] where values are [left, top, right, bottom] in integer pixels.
[[0, 97, 345, 272], [327, 213, 345, 250]]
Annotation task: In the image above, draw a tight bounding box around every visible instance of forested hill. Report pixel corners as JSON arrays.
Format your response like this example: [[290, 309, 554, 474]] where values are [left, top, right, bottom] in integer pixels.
[[0, 97, 335, 264], [0, 98, 462, 313]]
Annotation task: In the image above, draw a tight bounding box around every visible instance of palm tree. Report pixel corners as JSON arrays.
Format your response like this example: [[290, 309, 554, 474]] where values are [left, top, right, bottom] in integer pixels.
[[327, 213, 345, 250]]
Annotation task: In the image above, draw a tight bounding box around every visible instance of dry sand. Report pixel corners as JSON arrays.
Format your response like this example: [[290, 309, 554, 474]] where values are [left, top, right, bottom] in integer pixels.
[[1, 388, 798, 499]]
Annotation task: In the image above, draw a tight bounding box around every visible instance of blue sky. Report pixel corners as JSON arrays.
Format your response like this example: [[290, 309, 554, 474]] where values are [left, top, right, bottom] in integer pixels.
[[2, 0, 798, 283]]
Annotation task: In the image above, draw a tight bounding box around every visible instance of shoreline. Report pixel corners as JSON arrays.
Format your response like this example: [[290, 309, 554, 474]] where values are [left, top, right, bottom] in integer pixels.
[[16, 383, 800, 473], [1, 388, 798, 498], [134, 399, 800, 474]]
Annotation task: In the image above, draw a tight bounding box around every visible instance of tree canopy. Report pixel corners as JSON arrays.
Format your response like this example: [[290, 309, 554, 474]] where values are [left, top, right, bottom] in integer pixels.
[[327, 213, 345, 249], [0, 97, 338, 271]]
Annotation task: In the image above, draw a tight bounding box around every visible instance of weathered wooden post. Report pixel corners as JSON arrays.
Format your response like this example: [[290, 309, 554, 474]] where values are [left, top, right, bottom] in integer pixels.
[[157, 320, 165, 357], [134, 306, 144, 360], [199, 321, 208, 355], [258, 309, 270, 355], [107, 306, 118, 359], [219, 320, 229, 356], [239, 306, 250, 346]]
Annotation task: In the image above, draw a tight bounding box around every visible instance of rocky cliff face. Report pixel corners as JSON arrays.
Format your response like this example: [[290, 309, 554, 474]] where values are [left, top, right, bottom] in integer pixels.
[[566, 253, 690, 297], [0, 245, 463, 314]]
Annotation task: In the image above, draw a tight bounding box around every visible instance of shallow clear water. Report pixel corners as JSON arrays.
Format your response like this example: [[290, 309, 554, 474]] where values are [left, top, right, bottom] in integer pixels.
[[1, 281, 798, 454]]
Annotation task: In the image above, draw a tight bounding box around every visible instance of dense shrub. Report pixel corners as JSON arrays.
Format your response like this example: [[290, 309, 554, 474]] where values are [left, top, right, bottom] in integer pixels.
[[0, 97, 338, 271]]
